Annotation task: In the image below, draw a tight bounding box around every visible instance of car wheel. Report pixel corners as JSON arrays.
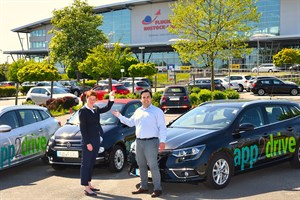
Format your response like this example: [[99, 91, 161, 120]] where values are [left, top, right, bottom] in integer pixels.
[[290, 142, 300, 168], [109, 145, 125, 172], [257, 88, 265, 96], [237, 84, 244, 92], [51, 164, 66, 171], [204, 152, 233, 189], [290, 89, 298, 96], [268, 69, 273, 72], [73, 90, 80, 97]]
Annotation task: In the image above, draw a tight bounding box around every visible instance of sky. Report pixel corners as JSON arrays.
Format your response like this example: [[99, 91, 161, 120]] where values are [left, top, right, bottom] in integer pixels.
[[0, 0, 126, 63]]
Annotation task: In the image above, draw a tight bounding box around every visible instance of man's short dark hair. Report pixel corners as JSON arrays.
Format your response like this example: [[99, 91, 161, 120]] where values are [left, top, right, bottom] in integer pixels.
[[140, 89, 152, 98]]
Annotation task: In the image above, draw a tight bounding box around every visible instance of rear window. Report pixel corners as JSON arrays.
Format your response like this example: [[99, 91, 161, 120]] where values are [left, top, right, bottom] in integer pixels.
[[136, 82, 149, 86], [166, 87, 185, 93]]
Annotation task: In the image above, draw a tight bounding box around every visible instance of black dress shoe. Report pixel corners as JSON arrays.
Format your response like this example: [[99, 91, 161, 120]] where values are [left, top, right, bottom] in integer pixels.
[[84, 190, 97, 196], [91, 188, 100, 192], [132, 188, 149, 194], [151, 190, 162, 198]]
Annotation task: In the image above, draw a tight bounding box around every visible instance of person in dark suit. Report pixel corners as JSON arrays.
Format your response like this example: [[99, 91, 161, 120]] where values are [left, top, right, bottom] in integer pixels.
[[79, 90, 115, 196]]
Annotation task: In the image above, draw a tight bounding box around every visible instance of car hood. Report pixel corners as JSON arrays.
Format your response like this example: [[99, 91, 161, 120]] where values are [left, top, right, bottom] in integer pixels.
[[54, 124, 115, 139], [165, 127, 216, 150]]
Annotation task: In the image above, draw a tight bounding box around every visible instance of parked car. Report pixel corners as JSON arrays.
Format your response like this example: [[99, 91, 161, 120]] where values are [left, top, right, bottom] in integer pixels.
[[46, 99, 142, 172], [21, 81, 36, 87], [160, 85, 191, 111], [215, 78, 239, 91], [35, 81, 71, 93], [187, 78, 225, 91], [128, 100, 300, 189], [0, 81, 15, 86], [97, 79, 120, 86], [251, 63, 280, 73], [246, 76, 296, 92], [0, 105, 61, 170], [121, 80, 151, 94], [80, 84, 130, 101], [26, 86, 79, 105], [289, 64, 300, 72], [124, 77, 152, 87], [58, 80, 90, 97], [251, 77, 300, 96], [224, 75, 252, 92]]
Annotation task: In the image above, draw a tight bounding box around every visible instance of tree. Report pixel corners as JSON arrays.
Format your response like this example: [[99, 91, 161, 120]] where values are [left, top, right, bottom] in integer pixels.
[[273, 48, 300, 67], [17, 61, 60, 83], [120, 56, 139, 77], [49, 0, 107, 79], [78, 43, 131, 89], [168, 0, 260, 90], [128, 62, 157, 93]]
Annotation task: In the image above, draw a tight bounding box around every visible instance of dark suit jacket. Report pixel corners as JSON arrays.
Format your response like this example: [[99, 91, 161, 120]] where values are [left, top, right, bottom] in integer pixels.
[[79, 100, 114, 145]]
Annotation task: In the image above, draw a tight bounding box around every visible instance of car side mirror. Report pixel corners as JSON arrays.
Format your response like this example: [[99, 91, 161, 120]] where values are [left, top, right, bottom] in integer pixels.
[[236, 123, 255, 133], [46, 92, 51, 96], [0, 125, 12, 133]]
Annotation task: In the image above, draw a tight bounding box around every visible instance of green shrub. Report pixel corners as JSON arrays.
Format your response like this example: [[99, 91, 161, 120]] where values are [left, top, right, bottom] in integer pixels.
[[212, 90, 227, 100], [22, 100, 35, 105], [127, 93, 140, 99], [191, 87, 200, 94], [84, 80, 97, 88], [189, 93, 199, 106], [225, 89, 240, 99], [0, 86, 16, 97], [198, 89, 212, 103]]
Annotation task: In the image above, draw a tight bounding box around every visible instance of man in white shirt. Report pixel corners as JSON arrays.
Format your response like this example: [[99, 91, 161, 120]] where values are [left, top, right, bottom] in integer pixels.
[[112, 89, 167, 198]]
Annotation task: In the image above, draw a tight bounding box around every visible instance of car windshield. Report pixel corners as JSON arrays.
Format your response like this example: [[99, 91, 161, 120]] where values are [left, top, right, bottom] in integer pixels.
[[67, 102, 124, 125], [170, 104, 241, 129], [51, 87, 69, 94]]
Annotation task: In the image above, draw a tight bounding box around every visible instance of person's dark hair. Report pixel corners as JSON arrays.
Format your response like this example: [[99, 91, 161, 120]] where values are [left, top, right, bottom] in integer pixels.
[[140, 89, 152, 98]]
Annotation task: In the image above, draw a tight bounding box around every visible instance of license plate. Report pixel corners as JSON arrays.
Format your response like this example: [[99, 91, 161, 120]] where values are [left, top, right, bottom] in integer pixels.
[[57, 151, 79, 158], [135, 169, 152, 178], [169, 97, 179, 101]]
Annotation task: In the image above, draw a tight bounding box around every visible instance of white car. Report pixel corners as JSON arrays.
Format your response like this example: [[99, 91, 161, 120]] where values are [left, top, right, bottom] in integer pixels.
[[26, 86, 79, 105], [223, 75, 252, 92], [121, 80, 151, 94], [251, 63, 280, 73], [216, 78, 240, 91], [0, 105, 61, 170]]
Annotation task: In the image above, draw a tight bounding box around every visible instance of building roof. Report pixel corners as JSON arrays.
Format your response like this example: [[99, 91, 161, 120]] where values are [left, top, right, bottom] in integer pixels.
[[11, 0, 172, 33]]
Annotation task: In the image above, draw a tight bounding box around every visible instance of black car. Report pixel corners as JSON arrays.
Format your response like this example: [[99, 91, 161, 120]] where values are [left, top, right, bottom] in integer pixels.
[[129, 100, 300, 189], [46, 99, 141, 172], [160, 85, 191, 111], [251, 78, 299, 96], [187, 78, 225, 91], [58, 80, 90, 97]]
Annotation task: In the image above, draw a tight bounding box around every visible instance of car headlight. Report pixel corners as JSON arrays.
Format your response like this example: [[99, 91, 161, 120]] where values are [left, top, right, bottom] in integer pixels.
[[172, 145, 205, 162], [47, 135, 55, 146]]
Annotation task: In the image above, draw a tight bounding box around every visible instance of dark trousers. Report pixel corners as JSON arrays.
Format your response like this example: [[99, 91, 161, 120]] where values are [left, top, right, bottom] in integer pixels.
[[80, 140, 100, 186]]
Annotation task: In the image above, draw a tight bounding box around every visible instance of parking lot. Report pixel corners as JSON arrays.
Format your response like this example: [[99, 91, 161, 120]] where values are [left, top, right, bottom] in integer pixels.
[[1, 93, 300, 199]]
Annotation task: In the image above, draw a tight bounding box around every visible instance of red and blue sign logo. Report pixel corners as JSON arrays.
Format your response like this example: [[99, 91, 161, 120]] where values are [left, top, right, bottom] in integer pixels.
[[142, 10, 161, 25]]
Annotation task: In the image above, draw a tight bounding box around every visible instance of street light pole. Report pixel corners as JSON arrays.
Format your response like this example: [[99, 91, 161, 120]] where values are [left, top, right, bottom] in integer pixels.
[[139, 47, 145, 63]]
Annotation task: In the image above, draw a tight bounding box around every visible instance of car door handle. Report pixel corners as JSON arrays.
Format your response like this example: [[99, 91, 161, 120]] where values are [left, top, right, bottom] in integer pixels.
[[287, 127, 293, 132], [229, 141, 238, 145], [39, 128, 44, 132]]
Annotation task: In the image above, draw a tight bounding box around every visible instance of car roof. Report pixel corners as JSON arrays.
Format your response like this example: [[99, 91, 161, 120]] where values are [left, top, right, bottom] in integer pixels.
[[96, 99, 140, 104], [200, 99, 298, 108], [0, 105, 47, 113]]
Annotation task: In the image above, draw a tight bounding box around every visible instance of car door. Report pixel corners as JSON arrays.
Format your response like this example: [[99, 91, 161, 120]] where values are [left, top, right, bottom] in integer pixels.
[[0, 110, 20, 170], [231, 106, 267, 172], [272, 79, 289, 94], [16, 109, 48, 162]]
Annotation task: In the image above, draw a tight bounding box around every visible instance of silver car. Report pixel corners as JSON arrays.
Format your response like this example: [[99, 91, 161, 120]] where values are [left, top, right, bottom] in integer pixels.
[[26, 86, 79, 105], [0, 105, 61, 170], [121, 80, 151, 94]]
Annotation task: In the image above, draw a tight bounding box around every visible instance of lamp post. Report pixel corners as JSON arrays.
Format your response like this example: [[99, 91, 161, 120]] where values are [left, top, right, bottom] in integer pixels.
[[139, 46, 145, 63]]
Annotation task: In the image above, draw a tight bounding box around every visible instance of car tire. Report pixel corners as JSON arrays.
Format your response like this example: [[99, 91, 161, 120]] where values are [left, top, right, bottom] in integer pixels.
[[237, 84, 244, 92], [290, 142, 300, 168], [51, 164, 66, 171], [109, 145, 125, 172], [204, 152, 233, 189], [290, 89, 298, 96], [268, 69, 273, 72], [257, 88, 265, 96]]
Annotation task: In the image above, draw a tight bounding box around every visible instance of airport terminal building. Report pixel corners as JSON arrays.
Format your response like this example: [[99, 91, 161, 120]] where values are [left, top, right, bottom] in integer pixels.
[[4, 0, 300, 71]]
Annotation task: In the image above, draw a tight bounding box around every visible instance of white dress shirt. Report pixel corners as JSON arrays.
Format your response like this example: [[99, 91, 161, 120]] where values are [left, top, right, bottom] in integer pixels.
[[117, 104, 167, 143]]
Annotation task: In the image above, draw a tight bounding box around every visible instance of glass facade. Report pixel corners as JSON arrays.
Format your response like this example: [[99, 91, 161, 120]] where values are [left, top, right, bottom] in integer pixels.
[[100, 9, 131, 44], [30, 29, 46, 37], [250, 0, 280, 35]]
